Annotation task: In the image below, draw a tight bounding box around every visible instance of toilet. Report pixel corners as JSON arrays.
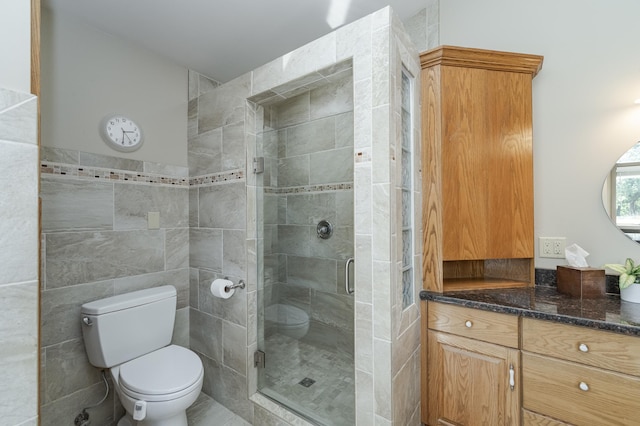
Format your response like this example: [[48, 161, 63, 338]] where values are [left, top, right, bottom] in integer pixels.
[[81, 285, 203, 426], [265, 303, 310, 339]]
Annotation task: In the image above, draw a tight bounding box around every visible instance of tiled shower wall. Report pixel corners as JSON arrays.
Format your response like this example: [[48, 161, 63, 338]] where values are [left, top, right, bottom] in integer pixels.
[[261, 68, 355, 350], [0, 88, 39, 426], [39, 148, 191, 425]]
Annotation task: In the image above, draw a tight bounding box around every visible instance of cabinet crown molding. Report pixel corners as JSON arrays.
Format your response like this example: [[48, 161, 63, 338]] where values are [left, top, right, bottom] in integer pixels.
[[420, 45, 543, 76]]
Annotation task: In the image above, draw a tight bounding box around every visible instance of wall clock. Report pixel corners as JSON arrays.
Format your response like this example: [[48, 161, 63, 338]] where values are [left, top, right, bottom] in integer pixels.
[[99, 114, 144, 152]]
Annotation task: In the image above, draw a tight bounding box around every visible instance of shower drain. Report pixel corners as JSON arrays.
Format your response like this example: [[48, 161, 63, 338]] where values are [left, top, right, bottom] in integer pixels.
[[298, 377, 316, 387]]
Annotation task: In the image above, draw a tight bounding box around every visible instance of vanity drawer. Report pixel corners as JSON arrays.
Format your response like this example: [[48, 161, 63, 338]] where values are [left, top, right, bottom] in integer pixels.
[[427, 301, 519, 348], [523, 409, 571, 426], [522, 318, 640, 376], [522, 352, 640, 425]]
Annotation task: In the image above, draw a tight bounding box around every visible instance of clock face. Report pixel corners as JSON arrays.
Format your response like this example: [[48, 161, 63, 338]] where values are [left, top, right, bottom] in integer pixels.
[[100, 115, 143, 152]]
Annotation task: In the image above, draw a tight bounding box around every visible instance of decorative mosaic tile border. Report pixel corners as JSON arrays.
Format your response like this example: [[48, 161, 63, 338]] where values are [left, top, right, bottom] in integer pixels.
[[189, 169, 244, 187], [264, 182, 352, 194], [41, 162, 245, 188]]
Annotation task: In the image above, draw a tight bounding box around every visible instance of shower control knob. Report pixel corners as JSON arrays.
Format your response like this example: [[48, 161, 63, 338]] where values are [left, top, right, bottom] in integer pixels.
[[316, 220, 333, 239]]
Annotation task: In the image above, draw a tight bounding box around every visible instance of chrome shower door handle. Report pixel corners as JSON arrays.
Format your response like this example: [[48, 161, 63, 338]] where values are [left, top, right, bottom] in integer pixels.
[[345, 257, 354, 295]]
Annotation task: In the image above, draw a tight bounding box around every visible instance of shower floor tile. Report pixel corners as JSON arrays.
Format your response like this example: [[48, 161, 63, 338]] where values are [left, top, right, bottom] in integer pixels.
[[261, 332, 355, 426]]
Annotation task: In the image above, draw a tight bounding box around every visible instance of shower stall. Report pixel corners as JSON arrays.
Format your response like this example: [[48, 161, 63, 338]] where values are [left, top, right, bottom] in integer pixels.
[[255, 63, 356, 425]]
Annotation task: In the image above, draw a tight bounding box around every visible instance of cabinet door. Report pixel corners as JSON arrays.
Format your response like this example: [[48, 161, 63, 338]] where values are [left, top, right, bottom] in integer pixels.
[[428, 330, 520, 426], [441, 66, 534, 261]]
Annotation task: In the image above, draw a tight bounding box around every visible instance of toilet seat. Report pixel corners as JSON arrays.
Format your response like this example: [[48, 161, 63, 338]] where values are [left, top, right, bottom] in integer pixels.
[[117, 345, 203, 402]]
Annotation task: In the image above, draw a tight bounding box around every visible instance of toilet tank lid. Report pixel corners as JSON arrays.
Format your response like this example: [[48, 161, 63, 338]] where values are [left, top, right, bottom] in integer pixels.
[[81, 285, 176, 315]]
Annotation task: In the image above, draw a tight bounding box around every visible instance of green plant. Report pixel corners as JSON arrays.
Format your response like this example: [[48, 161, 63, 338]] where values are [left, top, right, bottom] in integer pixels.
[[604, 258, 640, 289]]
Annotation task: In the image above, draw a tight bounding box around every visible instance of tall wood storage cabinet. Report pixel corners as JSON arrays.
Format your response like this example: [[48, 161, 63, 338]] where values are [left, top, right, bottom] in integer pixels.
[[420, 46, 543, 293]]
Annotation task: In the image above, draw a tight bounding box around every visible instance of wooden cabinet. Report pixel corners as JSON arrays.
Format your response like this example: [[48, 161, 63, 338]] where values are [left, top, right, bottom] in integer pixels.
[[522, 318, 640, 425], [426, 302, 521, 426], [420, 46, 543, 292]]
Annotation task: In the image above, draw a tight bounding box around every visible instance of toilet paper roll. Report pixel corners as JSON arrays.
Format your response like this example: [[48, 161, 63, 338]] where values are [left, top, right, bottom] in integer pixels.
[[211, 278, 235, 299]]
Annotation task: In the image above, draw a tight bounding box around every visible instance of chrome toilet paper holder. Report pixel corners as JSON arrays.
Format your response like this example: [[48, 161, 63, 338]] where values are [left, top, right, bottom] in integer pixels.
[[224, 278, 245, 292]]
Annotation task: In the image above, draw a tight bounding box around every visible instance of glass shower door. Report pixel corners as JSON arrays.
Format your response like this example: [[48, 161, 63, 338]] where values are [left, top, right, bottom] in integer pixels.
[[255, 66, 355, 426]]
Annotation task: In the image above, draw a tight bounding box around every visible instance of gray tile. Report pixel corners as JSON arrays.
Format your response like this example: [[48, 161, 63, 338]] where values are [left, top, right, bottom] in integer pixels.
[[223, 229, 247, 277], [188, 128, 222, 176], [166, 228, 189, 270], [286, 193, 336, 226], [335, 111, 354, 148], [43, 339, 100, 404], [222, 121, 246, 171], [40, 380, 114, 426], [188, 98, 199, 138], [79, 152, 143, 172], [199, 182, 246, 230], [278, 155, 309, 187], [143, 161, 189, 177], [113, 268, 190, 309], [45, 230, 165, 289], [308, 225, 353, 260], [223, 322, 247, 375], [0, 94, 37, 145], [0, 141, 38, 285], [189, 228, 223, 272], [40, 147, 79, 164], [285, 117, 335, 157], [172, 307, 190, 348], [212, 364, 253, 423], [114, 183, 188, 230], [41, 177, 114, 232], [310, 290, 354, 331], [0, 282, 38, 424], [286, 256, 337, 292], [309, 147, 353, 185], [187, 393, 237, 426], [189, 187, 199, 227], [198, 74, 250, 133], [277, 225, 311, 257], [190, 308, 222, 362], [274, 92, 309, 129], [310, 70, 354, 121], [40, 280, 114, 347], [199, 74, 221, 95]]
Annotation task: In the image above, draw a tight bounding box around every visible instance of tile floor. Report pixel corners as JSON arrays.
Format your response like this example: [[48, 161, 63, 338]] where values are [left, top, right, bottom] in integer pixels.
[[260, 332, 355, 426], [187, 393, 251, 426]]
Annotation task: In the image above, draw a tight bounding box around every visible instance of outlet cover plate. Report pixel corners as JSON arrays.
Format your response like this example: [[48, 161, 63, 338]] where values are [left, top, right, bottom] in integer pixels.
[[539, 237, 566, 258]]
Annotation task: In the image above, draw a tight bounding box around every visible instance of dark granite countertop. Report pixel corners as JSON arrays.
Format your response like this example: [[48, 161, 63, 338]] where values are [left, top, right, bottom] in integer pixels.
[[420, 286, 640, 337]]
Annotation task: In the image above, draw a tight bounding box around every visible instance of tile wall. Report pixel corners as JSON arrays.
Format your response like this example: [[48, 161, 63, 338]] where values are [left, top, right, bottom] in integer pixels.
[[39, 148, 191, 425], [0, 88, 39, 426]]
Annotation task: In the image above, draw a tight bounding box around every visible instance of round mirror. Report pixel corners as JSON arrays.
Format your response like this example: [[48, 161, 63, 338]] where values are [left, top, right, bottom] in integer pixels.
[[602, 141, 640, 242]]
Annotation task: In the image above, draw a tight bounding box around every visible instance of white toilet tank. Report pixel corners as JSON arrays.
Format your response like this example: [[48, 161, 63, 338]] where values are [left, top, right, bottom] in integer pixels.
[[81, 285, 177, 368]]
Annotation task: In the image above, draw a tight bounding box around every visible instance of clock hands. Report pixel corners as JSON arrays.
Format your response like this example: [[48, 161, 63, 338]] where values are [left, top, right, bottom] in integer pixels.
[[121, 127, 135, 144]]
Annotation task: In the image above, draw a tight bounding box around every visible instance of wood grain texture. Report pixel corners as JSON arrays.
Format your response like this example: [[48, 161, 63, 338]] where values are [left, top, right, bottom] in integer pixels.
[[421, 65, 444, 292], [522, 318, 640, 376], [522, 410, 571, 426], [31, 0, 40, 96], [419, 46, 541, 293], [420, 45, 543, 76], [522, 352, 640, 425], [428, 330, 520, 426], [428, 301, 519, 348]]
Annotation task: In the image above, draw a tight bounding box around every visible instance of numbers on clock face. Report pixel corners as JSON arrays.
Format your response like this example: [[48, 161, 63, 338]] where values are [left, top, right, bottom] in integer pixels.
[[106, 116, 141, 146]]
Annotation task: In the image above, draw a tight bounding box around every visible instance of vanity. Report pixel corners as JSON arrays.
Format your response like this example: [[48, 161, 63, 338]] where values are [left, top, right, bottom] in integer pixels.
[[419, 45, 640, 425], [420, 287, 640, 425]]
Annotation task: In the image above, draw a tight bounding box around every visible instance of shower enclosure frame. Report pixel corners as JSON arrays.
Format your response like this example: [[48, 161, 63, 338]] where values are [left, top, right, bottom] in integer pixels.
[[242, 7, 423, 425]]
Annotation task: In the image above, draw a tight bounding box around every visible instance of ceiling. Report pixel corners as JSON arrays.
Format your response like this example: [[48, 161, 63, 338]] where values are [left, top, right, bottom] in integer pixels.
[[43, 0, 426, 83]]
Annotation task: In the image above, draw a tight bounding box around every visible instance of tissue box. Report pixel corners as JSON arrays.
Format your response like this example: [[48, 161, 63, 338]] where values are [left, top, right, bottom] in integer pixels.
[[556, 266, 605, 298]]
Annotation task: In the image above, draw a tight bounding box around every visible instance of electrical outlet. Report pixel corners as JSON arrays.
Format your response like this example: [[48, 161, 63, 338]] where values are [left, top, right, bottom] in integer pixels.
[[539, 237, 566, 258]]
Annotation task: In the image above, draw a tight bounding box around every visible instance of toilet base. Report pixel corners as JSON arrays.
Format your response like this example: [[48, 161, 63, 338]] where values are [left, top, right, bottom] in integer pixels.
[[117, 412, 188, 426]]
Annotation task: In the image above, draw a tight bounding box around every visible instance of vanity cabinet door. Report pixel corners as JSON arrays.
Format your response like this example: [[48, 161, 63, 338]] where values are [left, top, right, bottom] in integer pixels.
[[427, 330, 521, 426]]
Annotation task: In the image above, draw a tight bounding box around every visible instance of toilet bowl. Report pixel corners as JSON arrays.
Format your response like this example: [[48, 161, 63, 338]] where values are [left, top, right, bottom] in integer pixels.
[[81, 286, 203, 426], [265, 303, 310, 339]]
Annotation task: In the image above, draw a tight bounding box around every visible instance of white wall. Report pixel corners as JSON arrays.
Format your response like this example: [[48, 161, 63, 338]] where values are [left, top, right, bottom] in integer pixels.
[[0, 0, 31, 93], [41, 9, 188, 166], [440, 0, 640, 269]]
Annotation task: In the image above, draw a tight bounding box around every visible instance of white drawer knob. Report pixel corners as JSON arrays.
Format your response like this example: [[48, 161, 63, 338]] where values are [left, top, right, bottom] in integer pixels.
[[579, 343, 589, 353], [579, 382, 589, 392], [465, 320, 473, 328]]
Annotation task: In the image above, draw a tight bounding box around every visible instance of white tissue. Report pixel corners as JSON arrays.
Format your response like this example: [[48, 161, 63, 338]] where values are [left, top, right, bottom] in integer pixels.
[[565, 243, 590, 267], [211, 278, 234, 299]]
